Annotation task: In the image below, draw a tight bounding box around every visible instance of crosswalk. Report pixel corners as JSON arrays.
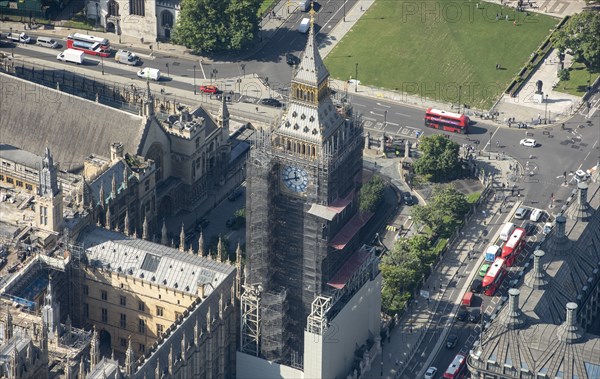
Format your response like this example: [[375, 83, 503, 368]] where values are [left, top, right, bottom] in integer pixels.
[[362, 117, 422, 139]]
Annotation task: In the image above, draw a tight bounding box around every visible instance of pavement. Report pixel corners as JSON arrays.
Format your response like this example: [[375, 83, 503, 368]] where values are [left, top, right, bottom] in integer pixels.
[[361, 153, 521, 379]]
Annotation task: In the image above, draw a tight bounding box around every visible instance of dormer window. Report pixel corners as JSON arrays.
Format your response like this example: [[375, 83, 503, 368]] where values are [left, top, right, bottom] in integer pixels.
[[303, 126, 309, 133], [285, 121, 291, 128], [309, 116, 315, 122], [312, 128, 318, 135], [294, 123, 300, 130], [292, 111, 297, 118], [301, 114, 306, 120]]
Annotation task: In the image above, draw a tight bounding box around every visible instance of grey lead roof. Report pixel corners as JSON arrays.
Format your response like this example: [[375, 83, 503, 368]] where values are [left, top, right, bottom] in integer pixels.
[[293, 20, 329, 87], [79, 227, 234, 296], [0, 144, 42, 169], [0, 74, 146, 173]]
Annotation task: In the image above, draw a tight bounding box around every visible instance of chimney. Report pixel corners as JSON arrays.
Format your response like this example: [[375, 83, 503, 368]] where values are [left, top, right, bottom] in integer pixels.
[[504, 288, 525, 329], [556, 215, 566, 238], [525, 250, 548, 289], [557, 302, 583, 343], [110, 142, 124, 162], [574, 182, 593, 221]]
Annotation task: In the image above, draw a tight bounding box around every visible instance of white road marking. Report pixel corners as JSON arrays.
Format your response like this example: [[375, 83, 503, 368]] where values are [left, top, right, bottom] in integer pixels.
[[396, 112, 412, 117], [370, 111, 384, 117], [376, 102, 391, 108], [386, 121, 399, 126]]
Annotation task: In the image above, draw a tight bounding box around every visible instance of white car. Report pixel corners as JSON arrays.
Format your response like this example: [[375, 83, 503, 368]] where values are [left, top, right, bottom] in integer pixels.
[[424, 366, 438, 379], [520, 138, 537, 147], [542, 222, 553, 235], [574, 169, 590, 183]]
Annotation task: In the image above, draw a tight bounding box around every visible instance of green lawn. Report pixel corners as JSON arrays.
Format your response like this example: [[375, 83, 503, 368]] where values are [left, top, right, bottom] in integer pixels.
[[555, 62, 599, 96], [325, 0, 558, 108], [258, 0, 276, 17]]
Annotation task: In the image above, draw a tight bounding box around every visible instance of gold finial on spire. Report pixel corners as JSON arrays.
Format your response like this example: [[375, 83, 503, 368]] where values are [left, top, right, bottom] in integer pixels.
[[309, 1, 316, 26]]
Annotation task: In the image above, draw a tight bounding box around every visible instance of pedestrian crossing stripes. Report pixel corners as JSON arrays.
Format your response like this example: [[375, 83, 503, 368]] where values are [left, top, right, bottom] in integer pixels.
[[386, 225, 398, 232]]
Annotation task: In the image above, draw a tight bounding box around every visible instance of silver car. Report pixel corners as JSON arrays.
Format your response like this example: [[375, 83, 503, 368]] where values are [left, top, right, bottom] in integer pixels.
[[515, 207, 527, 219]]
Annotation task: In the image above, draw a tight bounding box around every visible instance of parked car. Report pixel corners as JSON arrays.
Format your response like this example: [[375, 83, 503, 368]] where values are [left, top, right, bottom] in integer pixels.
[[424, 366, 437, 379], [199, 85, 219, 94], [524, 222, 536, 236], [228, 188, 244, 201], [446, 333, 458, 349], [478, 263, 491, 277], [470, 279, 483, 293], [195, 217, 210, 232], [286, 53, 300, 65], [260, 98, 283, 108], [402, 191, 415, 206], [469, 309, 481, 323], [520, 138, 537, 147], [515, 207, 528, 219], [456, 309, 468, 322], [542, 222, 553, 235]]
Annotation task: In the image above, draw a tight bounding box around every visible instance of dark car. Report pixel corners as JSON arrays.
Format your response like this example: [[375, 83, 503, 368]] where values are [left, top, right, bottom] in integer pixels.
[[228, 188, 244, 202], [260, 98, 283, 108], [470, 279, 483, 293], [402, 191, 415, 206], [456, 309, 468, 322], [524, 222, 536, 236], [469, 309, 481, 323], [286, 53, 300, 65], [195, 217, 210, 232], [446, 333, 458, 349]]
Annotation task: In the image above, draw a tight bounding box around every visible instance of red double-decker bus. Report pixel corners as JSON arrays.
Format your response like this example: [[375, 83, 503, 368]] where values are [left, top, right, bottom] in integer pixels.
[[443, 354, 466, 379], [67, 33, 111, 57], [482, 258, 506, 296], [501, 227, 526, 267], [424, 108, 470, 134]]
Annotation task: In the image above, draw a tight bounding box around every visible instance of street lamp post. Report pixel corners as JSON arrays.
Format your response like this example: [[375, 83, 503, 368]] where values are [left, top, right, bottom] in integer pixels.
[[384, 110, 387, 127], [489, 132, 493, 152], [458, 84, 462, 114], [343, 2, 346, 22], [355, 63, 358, 92], [193, 65, 197, 94], [166, 63, 170, 78], [544, 94, 549, 124], [101, 54, 104, 75], [241, 64, 246, 78]]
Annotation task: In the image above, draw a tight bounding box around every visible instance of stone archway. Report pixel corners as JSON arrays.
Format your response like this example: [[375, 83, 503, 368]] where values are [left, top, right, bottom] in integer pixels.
[[98, 329, 112, 357], [161, 10, 173, 39], [106, 21, 116, 33]]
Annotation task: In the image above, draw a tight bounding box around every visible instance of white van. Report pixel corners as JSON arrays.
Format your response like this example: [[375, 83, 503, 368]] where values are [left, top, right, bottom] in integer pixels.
[[298, 18, 310, 33], [499, 222, 515, 242], [137, 67, 161, 81], [115, 49, 141, 66], [7, 32, 31, 44], [36, 37, 59, 49], [57, 49, 85, 65], [529, 208, 543, 222]]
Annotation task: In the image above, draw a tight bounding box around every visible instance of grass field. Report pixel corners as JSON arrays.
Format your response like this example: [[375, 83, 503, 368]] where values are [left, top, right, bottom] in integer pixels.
[[324, 0, 559, 108], [555, 62, 599, 96], [258, 0, 276, 17]]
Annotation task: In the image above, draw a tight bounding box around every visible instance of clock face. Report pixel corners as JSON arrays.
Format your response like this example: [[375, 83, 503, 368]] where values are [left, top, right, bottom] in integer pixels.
[[282, 165, 309, 193]]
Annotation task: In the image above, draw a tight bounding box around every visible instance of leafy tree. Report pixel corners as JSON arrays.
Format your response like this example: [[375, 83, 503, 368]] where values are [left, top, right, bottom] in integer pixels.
[[411, 185, 468, 238], [359, 176, 385, 213], [413, 135, 462, 182], [557, 68, 570, 81], [173, 0, 261, 53], [552, 11, 600, 72]]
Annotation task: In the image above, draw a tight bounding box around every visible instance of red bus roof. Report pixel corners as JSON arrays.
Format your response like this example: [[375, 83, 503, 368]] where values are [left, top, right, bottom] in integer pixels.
[[425, 107, 466, 121], [482, 258, 505, 287], [505, 228, 525, 249], [443, 354, 465, 378]]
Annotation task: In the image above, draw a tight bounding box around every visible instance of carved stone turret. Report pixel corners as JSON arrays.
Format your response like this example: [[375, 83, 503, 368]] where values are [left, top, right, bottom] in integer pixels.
[[179, 223, 186, 252], [161, 219, 168, 246]]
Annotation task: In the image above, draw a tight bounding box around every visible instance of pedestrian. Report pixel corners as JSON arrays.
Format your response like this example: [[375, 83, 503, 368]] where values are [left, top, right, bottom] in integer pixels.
[[395, 359, 400, 366], [256, 106, 259, 112]]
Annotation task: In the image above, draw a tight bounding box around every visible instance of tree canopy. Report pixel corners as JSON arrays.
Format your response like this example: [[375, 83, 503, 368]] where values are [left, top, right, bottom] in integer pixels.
[[411, 185, 469, 238], [413, 135, 462, 182], [552, 11, 600, 72], [172, 0, 261, 53], [359, 176, 385, 213]]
